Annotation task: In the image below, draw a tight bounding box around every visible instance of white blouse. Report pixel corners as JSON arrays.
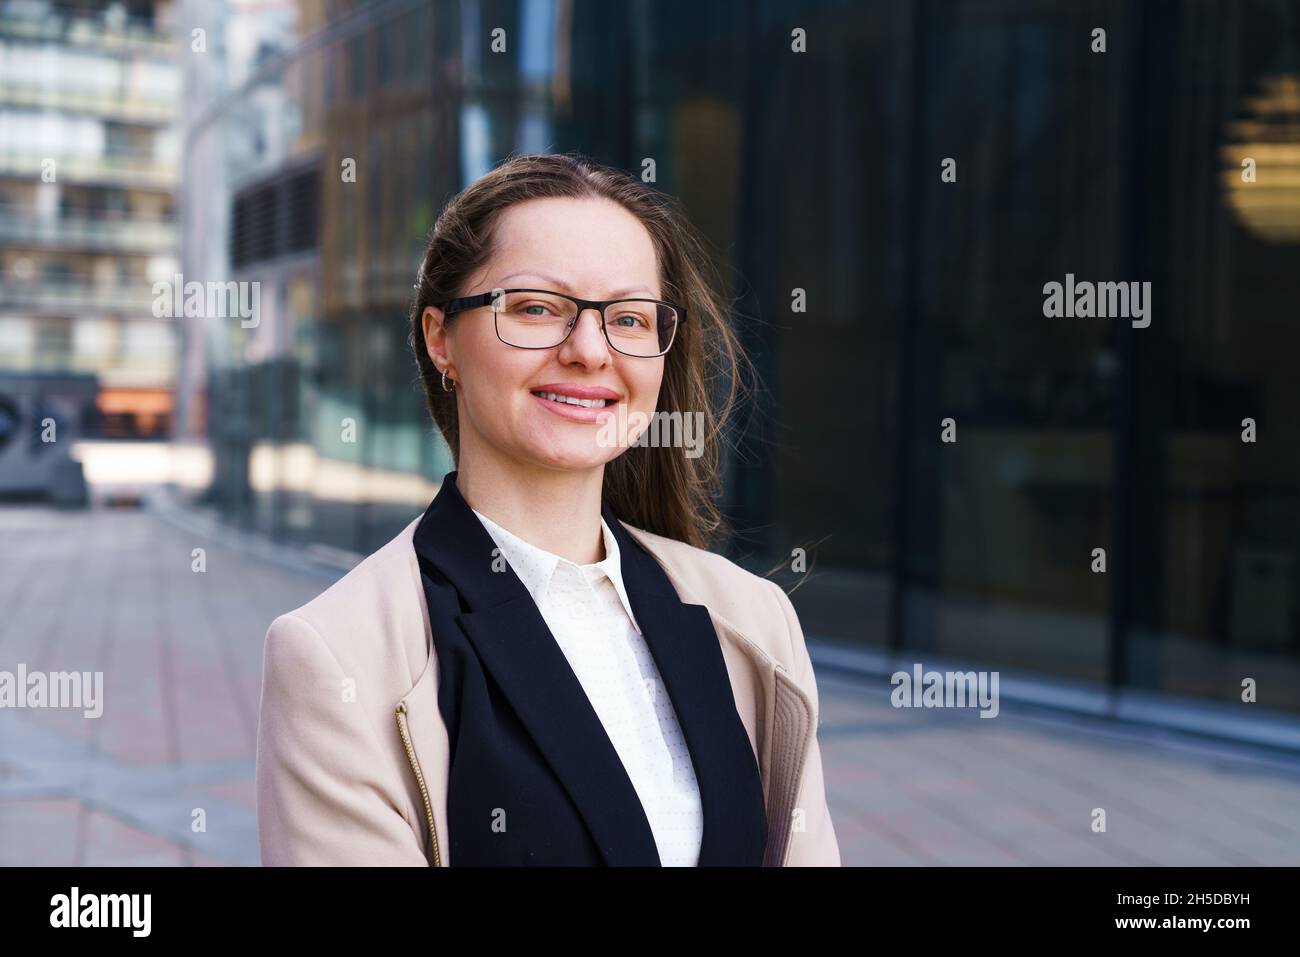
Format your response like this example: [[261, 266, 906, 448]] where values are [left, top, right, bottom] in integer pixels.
[[469, 506, 704, 866]]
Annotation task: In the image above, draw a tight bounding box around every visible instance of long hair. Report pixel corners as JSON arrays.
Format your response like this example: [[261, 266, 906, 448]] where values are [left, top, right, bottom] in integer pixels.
[[408, 152, 754, 549]]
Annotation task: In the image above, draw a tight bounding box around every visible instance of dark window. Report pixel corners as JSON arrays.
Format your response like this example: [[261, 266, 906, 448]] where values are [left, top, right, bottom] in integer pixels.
[[230, 166, 320, 267]]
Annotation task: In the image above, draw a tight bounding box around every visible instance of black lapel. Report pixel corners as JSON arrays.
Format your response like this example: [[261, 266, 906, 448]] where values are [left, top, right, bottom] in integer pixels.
[[413, 471, 763, 866], [601, 499, 767, 866], [411, 472, 660, 865]]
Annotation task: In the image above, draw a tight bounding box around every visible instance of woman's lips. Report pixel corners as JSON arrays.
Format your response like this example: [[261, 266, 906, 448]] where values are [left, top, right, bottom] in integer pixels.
[[530, 390, 618, 423]]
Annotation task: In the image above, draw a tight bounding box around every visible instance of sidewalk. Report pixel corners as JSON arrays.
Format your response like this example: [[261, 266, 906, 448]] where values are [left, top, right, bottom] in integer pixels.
[[0, 502, 321, 865], [1, 501, 1298, 865]]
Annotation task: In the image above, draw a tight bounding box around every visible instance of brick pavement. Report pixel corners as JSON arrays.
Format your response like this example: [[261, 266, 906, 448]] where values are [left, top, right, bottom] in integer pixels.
[[1, 503, 1298, 865]]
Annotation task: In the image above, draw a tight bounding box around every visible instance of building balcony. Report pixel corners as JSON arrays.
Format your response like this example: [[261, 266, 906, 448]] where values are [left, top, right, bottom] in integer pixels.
[[0, 6, 173, 59], [0, 280, 159, 315], [0, 83, 178, 124], [0, 204, 176, 253], [0, 151, 176, 189]]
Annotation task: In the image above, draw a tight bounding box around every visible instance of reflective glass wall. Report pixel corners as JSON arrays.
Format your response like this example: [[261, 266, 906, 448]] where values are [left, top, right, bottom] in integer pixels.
[[176, 0, 1300, 717]]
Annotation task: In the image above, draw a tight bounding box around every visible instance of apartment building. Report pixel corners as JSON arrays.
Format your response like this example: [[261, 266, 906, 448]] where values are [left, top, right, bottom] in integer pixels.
[[0, 0, 179, 436]]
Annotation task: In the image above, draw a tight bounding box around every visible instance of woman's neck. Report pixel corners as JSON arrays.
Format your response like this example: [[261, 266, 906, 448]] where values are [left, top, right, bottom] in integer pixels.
[[454, 453, 607, 565]]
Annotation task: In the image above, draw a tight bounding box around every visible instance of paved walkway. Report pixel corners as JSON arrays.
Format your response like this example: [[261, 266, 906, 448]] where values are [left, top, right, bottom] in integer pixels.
[[817, 674, 1300, 864], [1, 503, 1298, 865]]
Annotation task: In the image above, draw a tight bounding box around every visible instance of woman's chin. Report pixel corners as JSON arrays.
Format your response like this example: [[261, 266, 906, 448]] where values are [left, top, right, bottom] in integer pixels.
[[525, 443, 618, 473]]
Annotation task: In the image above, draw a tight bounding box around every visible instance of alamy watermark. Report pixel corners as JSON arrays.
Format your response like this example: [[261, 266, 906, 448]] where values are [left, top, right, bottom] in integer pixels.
[[152, 273, 259, 328], [50, 887, 150, 936], [596, 407, 705, 459], [0, 664, 103, 718], [890, 663, 999, 718], [1042, 273, 1151, 328]]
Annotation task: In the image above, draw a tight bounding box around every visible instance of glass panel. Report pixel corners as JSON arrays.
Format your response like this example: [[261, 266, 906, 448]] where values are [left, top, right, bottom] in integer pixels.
[[171, 0, 1300, 719]]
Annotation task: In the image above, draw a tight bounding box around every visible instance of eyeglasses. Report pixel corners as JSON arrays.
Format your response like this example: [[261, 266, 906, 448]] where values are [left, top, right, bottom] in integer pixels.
[[437, 288, 683, 358]]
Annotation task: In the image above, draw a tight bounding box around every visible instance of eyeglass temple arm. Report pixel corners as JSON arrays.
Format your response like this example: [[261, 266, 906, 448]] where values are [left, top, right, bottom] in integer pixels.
[[437, 292, 497, 317]]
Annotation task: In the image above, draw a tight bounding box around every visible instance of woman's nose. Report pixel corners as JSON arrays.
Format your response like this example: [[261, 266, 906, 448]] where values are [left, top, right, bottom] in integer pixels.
[[561, 308, 612, 360]]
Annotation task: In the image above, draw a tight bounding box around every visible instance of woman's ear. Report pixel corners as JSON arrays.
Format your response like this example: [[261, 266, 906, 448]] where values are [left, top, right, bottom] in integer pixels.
[[422, 305, 449, 368]]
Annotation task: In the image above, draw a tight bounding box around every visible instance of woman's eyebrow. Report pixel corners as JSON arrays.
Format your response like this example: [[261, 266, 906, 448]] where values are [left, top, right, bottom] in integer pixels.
[[494, 271, 656, 298]]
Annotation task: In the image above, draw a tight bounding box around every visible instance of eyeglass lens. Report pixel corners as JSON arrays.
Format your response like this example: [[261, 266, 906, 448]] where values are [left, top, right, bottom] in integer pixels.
[[491, 290, 676, 356]]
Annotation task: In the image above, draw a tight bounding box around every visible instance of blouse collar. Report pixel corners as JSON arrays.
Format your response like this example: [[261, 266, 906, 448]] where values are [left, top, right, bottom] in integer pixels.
[[469, 506, 643, 635]]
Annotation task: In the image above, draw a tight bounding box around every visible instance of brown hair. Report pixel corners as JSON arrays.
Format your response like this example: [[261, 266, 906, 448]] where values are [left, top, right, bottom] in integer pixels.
[[408, 152, 754, 549]]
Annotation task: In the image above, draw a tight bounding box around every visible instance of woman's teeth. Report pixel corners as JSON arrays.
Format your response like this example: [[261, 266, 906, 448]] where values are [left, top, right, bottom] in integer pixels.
[[532, 391, 612, 408]]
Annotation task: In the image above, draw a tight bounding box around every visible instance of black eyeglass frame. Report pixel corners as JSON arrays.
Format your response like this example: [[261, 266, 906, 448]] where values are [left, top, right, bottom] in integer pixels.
[[436, 288, 685, 358]]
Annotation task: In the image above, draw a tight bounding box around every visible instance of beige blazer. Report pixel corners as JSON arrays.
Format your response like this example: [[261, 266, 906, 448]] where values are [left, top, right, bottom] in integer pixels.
[[255, 507, 841, 866]]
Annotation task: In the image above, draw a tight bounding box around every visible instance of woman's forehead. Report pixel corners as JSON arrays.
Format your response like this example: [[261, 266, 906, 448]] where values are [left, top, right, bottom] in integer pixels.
[[485, 199, 662, 293]]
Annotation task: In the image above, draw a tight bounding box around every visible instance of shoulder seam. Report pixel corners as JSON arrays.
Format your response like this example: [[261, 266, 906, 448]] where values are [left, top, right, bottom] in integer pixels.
[[764, 578, 799, 674]]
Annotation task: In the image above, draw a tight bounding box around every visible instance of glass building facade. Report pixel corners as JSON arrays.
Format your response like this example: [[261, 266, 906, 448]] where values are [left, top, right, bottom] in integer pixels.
[[175, 0, 1300, 721]]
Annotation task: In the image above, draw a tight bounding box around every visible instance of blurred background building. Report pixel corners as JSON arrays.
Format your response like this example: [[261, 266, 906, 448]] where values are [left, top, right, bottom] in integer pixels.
[[3, 0, 1298, 741], [0, 0, 179, 439]]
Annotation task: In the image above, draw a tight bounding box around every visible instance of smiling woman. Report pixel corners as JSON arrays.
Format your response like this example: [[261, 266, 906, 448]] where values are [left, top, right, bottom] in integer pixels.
[[254, 152, 842, 868], [411, 154, 743, 545]]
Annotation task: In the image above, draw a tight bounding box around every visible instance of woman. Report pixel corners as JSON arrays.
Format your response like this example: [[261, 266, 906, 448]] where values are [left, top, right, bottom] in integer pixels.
[[255, 153, 840, 866]]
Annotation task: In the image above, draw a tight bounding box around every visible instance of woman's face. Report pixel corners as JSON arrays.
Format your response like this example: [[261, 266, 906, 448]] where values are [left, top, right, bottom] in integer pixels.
[[424, 196, 665, 474]]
